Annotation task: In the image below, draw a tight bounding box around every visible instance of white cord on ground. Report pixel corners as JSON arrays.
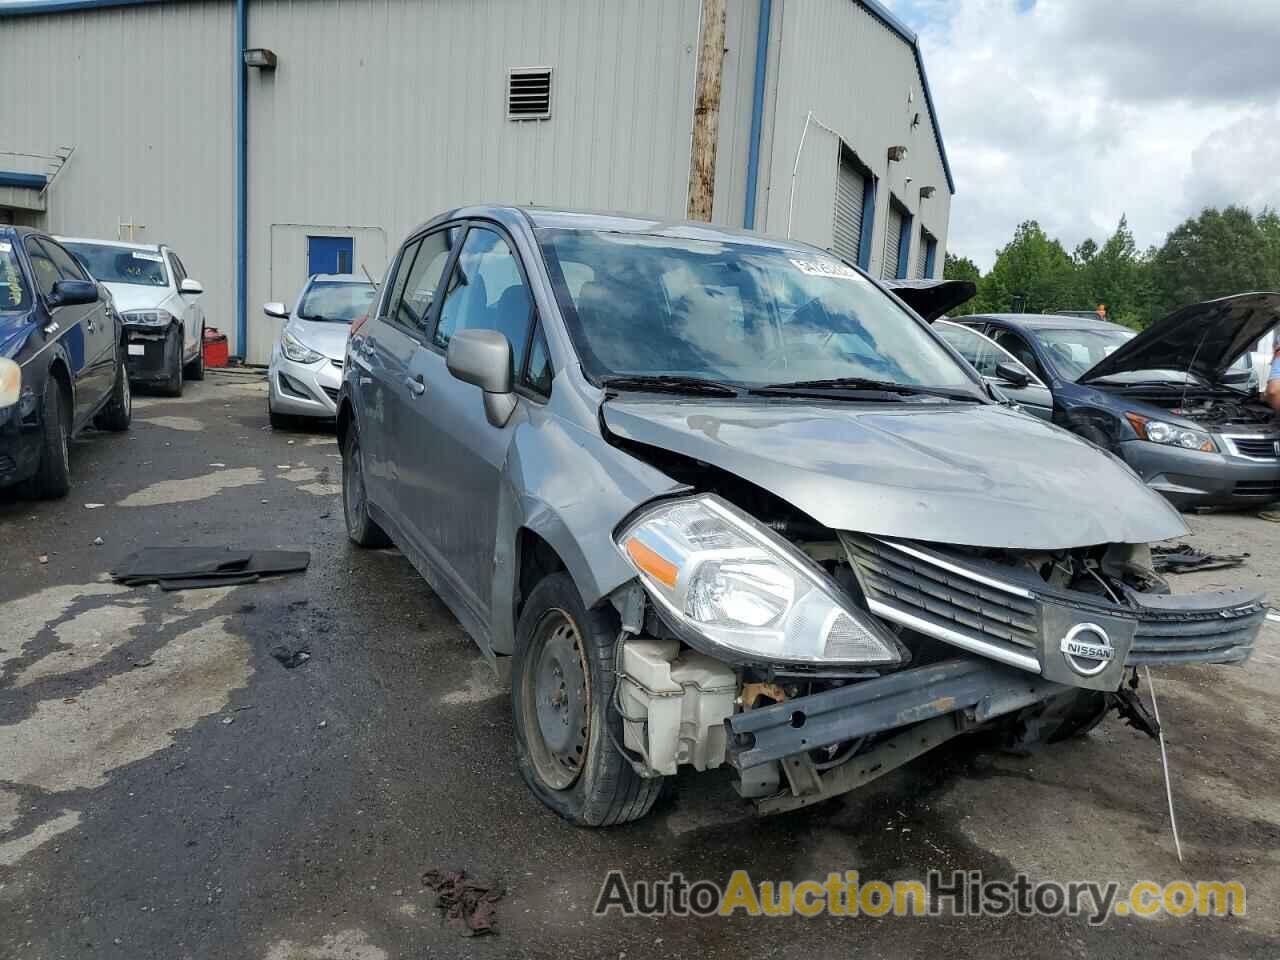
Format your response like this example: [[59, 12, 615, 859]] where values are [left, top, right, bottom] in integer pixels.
[[1144, 665, 1183, 863]]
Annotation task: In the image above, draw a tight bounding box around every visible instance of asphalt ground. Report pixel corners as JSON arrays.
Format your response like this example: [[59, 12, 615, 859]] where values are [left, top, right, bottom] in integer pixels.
[[1, 370, 1278, 959]]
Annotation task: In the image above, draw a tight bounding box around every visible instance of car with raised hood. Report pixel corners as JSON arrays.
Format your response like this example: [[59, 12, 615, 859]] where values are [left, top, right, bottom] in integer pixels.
[[337, 207, 1267, 826], [951, 303, 1280, 508], [58, 237, 206, 396], [264, 274, 377, 427], [0, 227, 131, 498]]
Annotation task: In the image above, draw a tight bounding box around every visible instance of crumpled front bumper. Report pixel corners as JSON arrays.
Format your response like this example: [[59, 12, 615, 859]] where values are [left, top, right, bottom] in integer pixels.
[[843, 534, 1266, 692]]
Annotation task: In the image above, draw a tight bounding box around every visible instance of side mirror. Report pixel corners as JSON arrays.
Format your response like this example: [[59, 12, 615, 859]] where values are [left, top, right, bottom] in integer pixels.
[[446, 328, 516, 427], [180, 278, 204, 296], [994, 360, 1031, 388], [263, 301, 289, 319], [49, 279, 99, 308]]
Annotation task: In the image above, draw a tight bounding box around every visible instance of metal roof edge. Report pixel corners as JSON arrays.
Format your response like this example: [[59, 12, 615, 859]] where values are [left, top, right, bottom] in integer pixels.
[[856, 0, 956, 195], [0, 0, 168, 18]]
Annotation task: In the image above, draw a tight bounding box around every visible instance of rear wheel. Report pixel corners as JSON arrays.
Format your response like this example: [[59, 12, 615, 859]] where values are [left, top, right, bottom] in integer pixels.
[[163, 326, 184, 397], [512, 573, 664, 826], [341, 423, 390, 547], [185, 325, 205, 381], [26, 376, 72, 499], [94, 345, 132, 431]]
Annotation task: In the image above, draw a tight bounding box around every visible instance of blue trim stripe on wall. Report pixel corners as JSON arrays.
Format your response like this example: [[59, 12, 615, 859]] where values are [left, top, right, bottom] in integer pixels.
[[857, 176, 876, 271], [895, 211, 913, 279], [743, 0, 772, 229], [235, 0, 247, 359]]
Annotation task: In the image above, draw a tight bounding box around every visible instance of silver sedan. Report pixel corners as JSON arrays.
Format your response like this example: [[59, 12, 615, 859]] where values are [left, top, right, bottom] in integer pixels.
[[265, 274, 376, 426]]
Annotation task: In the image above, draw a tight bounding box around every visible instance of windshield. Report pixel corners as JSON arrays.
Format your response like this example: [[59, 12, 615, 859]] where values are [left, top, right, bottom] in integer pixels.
[[538, 230, 979, 393], [1029, 326, 1135, 380], [1, 241, 28, 311], [296, 281, 377, 322], [63, 242, 168, 287]]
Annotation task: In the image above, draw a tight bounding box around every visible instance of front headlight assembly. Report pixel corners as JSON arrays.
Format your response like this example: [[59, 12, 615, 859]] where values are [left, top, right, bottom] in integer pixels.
[[616, 495, 904, 670], [121, 309, 176, 327], [1125, 412, 1216, 452], [280, 328, 324, 365]]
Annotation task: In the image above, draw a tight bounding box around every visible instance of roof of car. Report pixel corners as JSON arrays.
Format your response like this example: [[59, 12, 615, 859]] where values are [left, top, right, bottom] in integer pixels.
[[55, 236, 164, 253], [967, 313, 1129, 332], [410, 204, 829, 255], [308, 273, 372, 284]]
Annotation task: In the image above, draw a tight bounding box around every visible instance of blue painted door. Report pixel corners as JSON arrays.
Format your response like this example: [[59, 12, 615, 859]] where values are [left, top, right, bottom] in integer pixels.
[[307, 236, 354, 276]]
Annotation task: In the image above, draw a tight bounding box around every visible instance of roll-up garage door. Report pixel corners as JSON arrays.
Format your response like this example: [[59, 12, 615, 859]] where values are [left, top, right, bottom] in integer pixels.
[[882, 204, 903, 279], [832, 154, 865, 266]]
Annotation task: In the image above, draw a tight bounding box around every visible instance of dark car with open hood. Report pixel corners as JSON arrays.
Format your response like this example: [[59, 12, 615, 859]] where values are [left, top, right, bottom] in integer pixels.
[[0, 226, 131, 499], [337, 206, 1267, 826], [950, 299, 1280, 508]]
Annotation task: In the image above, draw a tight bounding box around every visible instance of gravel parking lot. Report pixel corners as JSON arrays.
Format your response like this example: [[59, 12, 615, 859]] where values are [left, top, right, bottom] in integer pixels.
[[2, 371, 1278, 959]]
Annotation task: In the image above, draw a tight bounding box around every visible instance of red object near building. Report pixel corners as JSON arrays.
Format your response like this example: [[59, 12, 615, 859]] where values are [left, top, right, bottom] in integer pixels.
[[203, 327, 230, 368]]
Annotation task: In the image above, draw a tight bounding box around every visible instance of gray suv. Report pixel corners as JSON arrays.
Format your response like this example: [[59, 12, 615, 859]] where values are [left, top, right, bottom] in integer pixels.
[[337, 207, 1266, 826]]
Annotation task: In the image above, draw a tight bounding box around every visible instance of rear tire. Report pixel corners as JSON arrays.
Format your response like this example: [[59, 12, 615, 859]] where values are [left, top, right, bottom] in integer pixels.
[[27, 376, 72, 499], [341, 423, 390, 547], [185, 326, 205, 381], [163, 326, 184, 397], [512, 572, 665, 827], [94, 346, 132, 432]]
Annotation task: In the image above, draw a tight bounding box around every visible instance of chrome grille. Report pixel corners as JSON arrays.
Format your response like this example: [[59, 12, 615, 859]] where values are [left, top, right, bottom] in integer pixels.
[[843, 536, 1040, 649], [1225, 435, 1279, 460], [1129, 599, 1265, 666]]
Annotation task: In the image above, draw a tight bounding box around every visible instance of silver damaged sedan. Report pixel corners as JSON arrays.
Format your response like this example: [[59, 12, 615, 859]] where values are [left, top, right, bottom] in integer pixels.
[[337, 206, 1267, 827]]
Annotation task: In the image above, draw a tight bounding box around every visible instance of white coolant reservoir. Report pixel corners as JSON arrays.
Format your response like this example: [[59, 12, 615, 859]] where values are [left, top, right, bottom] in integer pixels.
[[618, 639, 739, 776]]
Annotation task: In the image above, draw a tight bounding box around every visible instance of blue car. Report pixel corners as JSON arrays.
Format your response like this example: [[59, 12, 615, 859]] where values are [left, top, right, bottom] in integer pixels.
[[0, 226, 131, 498], [951, 298, 1280, 509]]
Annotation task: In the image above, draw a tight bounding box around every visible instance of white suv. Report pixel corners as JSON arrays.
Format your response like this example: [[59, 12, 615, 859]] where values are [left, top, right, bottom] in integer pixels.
[[59, 237, 206, 396]]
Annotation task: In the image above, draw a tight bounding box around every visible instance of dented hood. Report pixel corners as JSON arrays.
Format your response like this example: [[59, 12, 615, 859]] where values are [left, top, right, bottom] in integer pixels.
[[603, 398, 1187, 550], [1079, 291, 1280, 384]]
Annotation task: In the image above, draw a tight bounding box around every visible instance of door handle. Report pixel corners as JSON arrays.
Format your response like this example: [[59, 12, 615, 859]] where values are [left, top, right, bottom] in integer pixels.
[[404, 375, 426, 397]]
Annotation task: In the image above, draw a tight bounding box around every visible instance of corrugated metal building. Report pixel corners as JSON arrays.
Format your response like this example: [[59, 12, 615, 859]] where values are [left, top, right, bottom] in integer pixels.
[[1, 0, 954, 364]]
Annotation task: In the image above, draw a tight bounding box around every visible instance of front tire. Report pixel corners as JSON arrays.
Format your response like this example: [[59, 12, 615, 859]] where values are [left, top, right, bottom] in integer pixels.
[[94, 347, 132, 432], [163, 325, 184, 397], [512, 572, 664, 827], [341, 423, 390, 547], [185, 326, 205, 381], [27, 376, 72, 499]]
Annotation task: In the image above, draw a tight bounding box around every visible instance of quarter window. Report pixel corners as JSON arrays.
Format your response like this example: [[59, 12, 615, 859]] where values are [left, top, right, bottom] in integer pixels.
[[434, 228, 532, 369], [524, 324, 552, 395]]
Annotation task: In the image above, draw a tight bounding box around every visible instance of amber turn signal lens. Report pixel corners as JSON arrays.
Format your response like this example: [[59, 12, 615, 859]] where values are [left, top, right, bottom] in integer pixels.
[[624, 538, 679, 590]]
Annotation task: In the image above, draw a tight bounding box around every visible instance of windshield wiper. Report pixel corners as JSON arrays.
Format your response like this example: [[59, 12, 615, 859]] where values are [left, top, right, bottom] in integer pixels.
[[750, 377, 982, 402], [600, 374, 740, 397]]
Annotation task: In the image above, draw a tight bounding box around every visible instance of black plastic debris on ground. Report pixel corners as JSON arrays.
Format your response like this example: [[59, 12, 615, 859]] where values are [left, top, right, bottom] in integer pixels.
[[1151, 543, 1248, 575], [422, 869, 504, 937], [270, 645, 311, 669], [110, 546, 310, 590]]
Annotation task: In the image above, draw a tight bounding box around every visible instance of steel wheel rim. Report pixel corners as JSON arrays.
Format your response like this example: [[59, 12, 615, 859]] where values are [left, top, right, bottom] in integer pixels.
[[522, 609, 590, 790], [344, 437, 365, 523]]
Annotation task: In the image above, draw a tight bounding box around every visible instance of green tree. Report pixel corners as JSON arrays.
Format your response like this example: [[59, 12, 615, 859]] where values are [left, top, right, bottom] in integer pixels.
[[1076, 215, 1153, 328], [1150, 206, 1276, 319], [985, 221, 1076, 314]]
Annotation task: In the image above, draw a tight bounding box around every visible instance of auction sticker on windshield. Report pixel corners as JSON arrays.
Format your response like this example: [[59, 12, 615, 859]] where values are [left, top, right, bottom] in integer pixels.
[[0, 242, 11, 254], [132, 251, 163, 262], [789, 257, 859, 280]]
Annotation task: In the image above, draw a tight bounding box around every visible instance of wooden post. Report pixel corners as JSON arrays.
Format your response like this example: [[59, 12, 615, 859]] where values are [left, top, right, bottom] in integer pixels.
[[686, 0, 727, 222]]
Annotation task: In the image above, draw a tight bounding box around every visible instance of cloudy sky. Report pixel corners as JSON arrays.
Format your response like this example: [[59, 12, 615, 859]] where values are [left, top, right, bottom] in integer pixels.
[[885, 0, 1280, 269]]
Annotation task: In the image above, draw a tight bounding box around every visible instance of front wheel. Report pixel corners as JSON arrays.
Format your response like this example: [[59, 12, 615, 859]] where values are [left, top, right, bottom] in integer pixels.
[[512, 573, 664, 827], [26, 376, 71, 499], [94, 346, 132, 431], [185, 325, 205, 381], [163, 326, 184, 397], [341, 423, 390, 547]]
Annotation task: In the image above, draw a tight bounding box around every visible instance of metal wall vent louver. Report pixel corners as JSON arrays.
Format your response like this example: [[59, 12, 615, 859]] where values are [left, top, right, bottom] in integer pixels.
[[507, 68, 552, 120]]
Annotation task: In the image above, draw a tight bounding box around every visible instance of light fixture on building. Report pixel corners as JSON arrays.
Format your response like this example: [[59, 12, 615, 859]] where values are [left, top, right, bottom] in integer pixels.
[[243, 48, 278, 69], [887, 145, 908, 162], [919, 185, 936, 199]]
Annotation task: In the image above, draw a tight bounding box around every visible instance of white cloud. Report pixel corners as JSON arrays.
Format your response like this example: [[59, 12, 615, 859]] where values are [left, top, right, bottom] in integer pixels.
[[891, 0, 1280, 269]]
